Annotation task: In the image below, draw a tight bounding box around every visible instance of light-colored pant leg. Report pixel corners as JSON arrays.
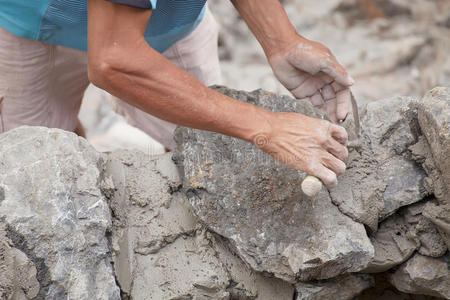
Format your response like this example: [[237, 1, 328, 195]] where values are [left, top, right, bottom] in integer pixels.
[[0, 27, 89, 133], [112, 6, 221, 150]]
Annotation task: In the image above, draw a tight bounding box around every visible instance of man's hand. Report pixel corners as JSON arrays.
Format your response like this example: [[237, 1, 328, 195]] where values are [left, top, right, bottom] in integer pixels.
[[231, 0, 354, 123], [268, 36, 354, 123], [254, 111, 348, 189]]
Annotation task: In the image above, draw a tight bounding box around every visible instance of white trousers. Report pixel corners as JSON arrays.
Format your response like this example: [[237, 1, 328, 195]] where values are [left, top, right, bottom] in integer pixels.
[[0, 7, 221, 149]]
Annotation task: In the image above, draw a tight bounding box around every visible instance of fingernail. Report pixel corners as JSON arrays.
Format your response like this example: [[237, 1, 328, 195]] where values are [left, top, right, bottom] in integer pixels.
[[348, 76, 355, 85]]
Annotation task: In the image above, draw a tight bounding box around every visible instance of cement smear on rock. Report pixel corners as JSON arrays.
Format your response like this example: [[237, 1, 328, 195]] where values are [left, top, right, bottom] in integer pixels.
[[104, 150, 294, 300]]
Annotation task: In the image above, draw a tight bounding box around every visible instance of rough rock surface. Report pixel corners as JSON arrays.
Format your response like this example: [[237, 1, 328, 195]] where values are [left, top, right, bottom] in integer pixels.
[[175, 87, 374, 283], [330, 96, 427, 231], [295, 274, 374, 300], [403, 202, 448, 258], [0, 224, 39, 299], [423, 202, 450, 251], [362, 212, 419, 273], [0, 127, 120, 299], [105, 150, 294, 300], [417, 87, 450, 204], [1, 86, 449, 299], [410, 87, 450, 252], [389, 253, 450, 299]]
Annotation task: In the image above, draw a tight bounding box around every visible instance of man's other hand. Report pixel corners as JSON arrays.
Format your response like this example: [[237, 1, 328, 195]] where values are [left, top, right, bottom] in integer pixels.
[[268, 36, 354, 123]]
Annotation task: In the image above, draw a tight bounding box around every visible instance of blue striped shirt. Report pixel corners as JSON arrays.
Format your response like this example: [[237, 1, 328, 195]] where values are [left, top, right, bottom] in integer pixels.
[[0, 0, 207, 53]]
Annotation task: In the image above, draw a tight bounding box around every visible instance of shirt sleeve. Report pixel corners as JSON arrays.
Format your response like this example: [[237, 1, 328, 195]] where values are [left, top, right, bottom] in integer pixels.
[[105, 0, 157, 9]]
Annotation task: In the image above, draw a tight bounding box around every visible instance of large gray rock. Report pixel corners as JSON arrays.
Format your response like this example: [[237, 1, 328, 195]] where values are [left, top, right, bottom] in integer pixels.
[[175, 87, 374, 283], [389, 253, 450, 299], [330, 96, 427, 231], [105, 150, 295, 300], [295, 274, 374, 300], [0, 127, 120, 299]]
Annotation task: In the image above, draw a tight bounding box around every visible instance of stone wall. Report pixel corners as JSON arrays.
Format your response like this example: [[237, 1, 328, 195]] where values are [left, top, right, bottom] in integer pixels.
[[0, 86, 449, 299]]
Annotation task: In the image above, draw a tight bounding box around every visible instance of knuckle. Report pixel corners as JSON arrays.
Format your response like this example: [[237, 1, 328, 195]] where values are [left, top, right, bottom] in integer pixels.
[[324, 173, 338, 188], [336, 160, 346, 175], [341, 147, 349, 160]]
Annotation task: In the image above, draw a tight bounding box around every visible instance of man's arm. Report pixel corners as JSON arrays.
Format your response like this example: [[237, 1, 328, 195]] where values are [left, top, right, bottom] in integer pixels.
[[87, 0, 265, 143], [229, 0, 297, 58], [231, 0, 354, 123], [86, 0, 348, 188]]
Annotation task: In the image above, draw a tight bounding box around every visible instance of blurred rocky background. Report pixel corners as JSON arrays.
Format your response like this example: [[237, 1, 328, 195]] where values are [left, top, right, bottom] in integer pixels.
[[79, 0, 450, 153], [212, 0, 450, 102]]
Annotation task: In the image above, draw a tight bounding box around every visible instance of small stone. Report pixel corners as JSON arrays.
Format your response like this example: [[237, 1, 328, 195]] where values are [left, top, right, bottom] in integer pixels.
[[362, 212, 419, 273], [403, 201, 448, 257], [295, 274, 374, 300], [389, 252, 450, 298]]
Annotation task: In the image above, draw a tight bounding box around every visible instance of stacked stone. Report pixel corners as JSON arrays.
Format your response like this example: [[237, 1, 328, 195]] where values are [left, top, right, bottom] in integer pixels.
[[175, 86, 450, 299], [0, 87, 448, 299]]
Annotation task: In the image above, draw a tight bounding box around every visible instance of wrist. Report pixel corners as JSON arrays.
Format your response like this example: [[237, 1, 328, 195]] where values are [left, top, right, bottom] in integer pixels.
[[262, 29, 301, 59], [246, 108, 275, 148], [237, 106, 274, 145]]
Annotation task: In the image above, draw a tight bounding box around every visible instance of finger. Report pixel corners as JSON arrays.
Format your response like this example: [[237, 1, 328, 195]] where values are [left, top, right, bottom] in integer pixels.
[[321, 59, 354, 87], [325, 98, 338, 123], [321, 84, 335, 100], [322, 152, 347, 176], [291, 77, 326, 99], [320, 73, 335, 84], [332, 82, 350, 121], [322, 84, 337, 123], [325, 137, 349, 162], [313, 165, 338, 189], [328, 124, 348, 146], [322, 84, 338, 123], [336, 88, 351, 122], [310, 91, 325, 108]]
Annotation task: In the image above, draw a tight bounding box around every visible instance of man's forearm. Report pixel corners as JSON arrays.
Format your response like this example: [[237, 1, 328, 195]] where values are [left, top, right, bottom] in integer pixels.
[[231, 0, 298, 57], [92, 45, 269, 142], [87, 0, 271, 143]]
